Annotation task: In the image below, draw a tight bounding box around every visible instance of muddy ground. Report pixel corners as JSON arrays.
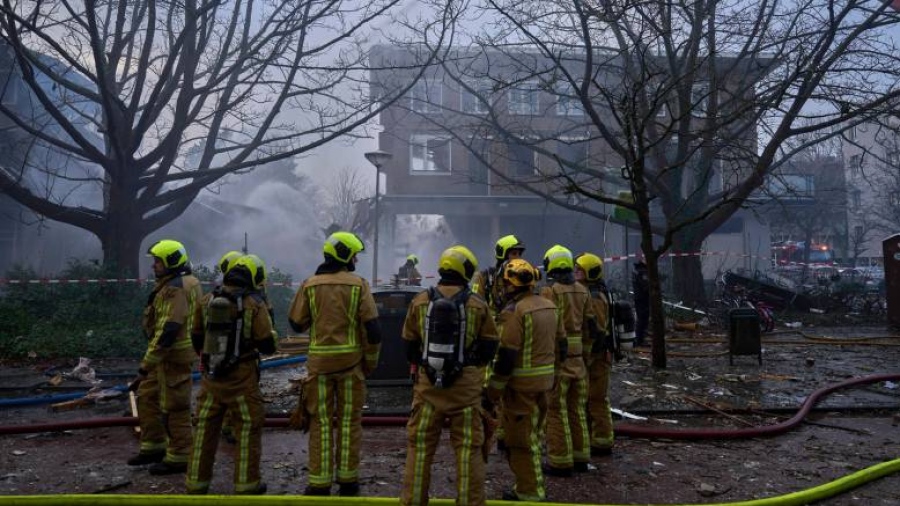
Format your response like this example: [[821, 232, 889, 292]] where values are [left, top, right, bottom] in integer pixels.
[[1, 324, 899, 504]]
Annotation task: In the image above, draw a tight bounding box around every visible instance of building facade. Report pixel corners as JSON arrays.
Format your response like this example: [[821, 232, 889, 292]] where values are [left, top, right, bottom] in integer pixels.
[[840, 119, 900, 265], [368, 45, 770, 285]]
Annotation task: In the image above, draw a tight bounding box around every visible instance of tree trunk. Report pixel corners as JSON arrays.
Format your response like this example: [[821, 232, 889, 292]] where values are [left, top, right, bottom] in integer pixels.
[[670, 228, 708, 306], [671, 254, 706, 306], [101, 179, 145, 277], [100, 224, 144, 277], [646, 251, 667, 369]]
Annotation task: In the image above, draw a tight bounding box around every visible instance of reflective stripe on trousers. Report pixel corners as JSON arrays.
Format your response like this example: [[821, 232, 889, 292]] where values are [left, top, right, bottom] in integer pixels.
[[305, 366, 365, 488]]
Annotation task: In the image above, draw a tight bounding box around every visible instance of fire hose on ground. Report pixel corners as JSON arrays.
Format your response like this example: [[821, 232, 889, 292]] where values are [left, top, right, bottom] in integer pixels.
[[0, 374, 898, 505], [0, 459, 897, 506]]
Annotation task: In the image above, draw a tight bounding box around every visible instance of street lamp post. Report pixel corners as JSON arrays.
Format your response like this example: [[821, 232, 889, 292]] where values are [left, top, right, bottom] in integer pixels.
[[364, 149, 392, 287]]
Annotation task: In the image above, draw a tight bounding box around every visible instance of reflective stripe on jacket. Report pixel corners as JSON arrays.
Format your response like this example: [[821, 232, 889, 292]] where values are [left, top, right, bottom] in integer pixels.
[[288, 270, 379, 374]]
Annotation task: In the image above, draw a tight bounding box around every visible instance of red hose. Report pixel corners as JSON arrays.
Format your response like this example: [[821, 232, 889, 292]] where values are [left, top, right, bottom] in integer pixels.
[[1, 373, 897, 438], [614, 373, 900, 439], [0, 416, 411, 436]]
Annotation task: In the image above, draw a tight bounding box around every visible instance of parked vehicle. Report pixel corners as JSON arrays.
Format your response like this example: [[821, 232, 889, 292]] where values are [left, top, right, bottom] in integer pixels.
[[772, 241, 835, 266]]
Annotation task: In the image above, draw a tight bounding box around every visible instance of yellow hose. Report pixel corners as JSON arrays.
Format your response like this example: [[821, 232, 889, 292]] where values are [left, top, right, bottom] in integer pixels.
[[1, 458, 898, 506]]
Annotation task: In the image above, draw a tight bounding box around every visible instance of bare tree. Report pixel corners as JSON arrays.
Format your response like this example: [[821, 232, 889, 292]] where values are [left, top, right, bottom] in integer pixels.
[[844, 117, 900, 260], [321, 166, 372, 236], [763, 156, 846, 273], [845, 211, 881, 265], [391, 0, 900, 367], [0, 0, 452, 274]]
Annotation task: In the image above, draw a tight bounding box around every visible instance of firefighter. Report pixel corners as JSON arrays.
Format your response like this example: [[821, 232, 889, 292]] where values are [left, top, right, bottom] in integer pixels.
[[288, 231, 382, 497], [574, 253, 615, 456], [185, 255, 276, 495], [216, 252, 277, 446], [127, 239, 203, 475], [215, 250, 244, 446], [471, 234, 526, 313], [486, 259, 566, 502], [540, 244, 596, 476], [400, 245, 499, 506], [397, 254, 422, 286], [244, 253, 276, 321], [470, 234, 525, 451]]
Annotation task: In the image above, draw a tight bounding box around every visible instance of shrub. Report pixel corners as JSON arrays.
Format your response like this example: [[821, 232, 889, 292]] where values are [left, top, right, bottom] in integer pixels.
[[0, 260, 149, 359], [0, 260, 301, 359]]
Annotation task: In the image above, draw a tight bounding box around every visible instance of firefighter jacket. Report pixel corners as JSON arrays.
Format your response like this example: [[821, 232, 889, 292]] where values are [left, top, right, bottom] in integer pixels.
[[141, 272, 203, 370], [402, 284, 499, 406], [488, 292, 565, 397], [397, 262, 422, 286], [540, 279, 596, 379], [579, 279, 615, 450], [580, 281, 610, 359], [288, 270, 380, 375], [632, 264, 650, 302], [471, 267, 504, 315], [186, 286, 274, 494], [190, 285, 277, 365]]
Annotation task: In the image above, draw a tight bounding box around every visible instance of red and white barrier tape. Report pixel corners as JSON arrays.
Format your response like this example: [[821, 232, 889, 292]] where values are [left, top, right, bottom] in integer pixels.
[[0, 251, 836, 286]]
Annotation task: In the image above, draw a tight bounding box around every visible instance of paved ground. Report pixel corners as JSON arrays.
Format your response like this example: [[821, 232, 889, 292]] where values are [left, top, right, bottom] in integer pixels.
[[1, 324, 899, 504]]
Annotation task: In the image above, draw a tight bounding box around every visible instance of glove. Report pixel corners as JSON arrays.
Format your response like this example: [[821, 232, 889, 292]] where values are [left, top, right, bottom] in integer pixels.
[[481, 390, 495, 412], [127, 369, 148, 392], [558, 338, 569, 363], [485, 386, 503, 407]]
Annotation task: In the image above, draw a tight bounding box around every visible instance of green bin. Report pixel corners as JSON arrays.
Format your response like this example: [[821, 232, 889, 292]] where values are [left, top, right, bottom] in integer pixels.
[[369, 286, 426, 384], [728, 308, 761, 365]]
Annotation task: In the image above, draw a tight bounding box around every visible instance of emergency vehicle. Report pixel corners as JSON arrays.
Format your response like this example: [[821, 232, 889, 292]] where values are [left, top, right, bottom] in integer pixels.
[[772, 241, 835, 266]]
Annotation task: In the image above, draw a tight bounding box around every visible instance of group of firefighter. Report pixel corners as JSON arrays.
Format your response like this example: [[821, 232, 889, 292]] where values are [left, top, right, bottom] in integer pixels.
[[130, 231, 622, 503]]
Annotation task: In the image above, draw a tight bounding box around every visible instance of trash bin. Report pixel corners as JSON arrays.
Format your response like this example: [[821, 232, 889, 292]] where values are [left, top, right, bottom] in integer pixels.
[[882, 234, 900, 328], [728, 307, 761, 365], [368, 286, 426, 384]]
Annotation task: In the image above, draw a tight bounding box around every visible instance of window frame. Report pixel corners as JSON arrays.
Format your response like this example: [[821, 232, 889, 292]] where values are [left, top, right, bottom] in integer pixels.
[[851, 189, 862, 209], [508, 80, 540, 116], [468, 138, 492, 186], [555, 137, 590, 174], [460, 78, 491, 115], [691, 83, 710, 118], [409, 78, 443, 114], [555, 81, 585, 117], [508, 142, 538, 177], [408, 134, 452, 174]]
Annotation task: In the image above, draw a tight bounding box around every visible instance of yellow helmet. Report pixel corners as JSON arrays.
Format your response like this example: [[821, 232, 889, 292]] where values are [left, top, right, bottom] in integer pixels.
[[218, 251, 242, 275], [495, 234, 525, 261], [407, 254, 419, 265], [575, 252, 604, 281], [225, 255, 260, 288], [438, 245, 478, 281], [543, 244, 574, 272], [323, 231, 365, 264], [245, 254, 267, 288], [147, 239, 188, 270], [502, 258, 538, 289]]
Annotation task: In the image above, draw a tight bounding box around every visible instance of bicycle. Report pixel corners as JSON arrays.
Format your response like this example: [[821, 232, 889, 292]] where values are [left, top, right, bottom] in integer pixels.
[[710, 271, 776, 332]]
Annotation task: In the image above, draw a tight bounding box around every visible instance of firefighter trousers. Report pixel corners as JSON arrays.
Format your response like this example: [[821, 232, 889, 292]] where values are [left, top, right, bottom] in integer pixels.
[[502, 389, 548, 502], [401, 398, 486, 506], [546, 375, 590, 468], [136, 360, 193, 465], [587, 354, 614, 450], [185, 362, 264, 493], [304, 366, 366, 489]]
